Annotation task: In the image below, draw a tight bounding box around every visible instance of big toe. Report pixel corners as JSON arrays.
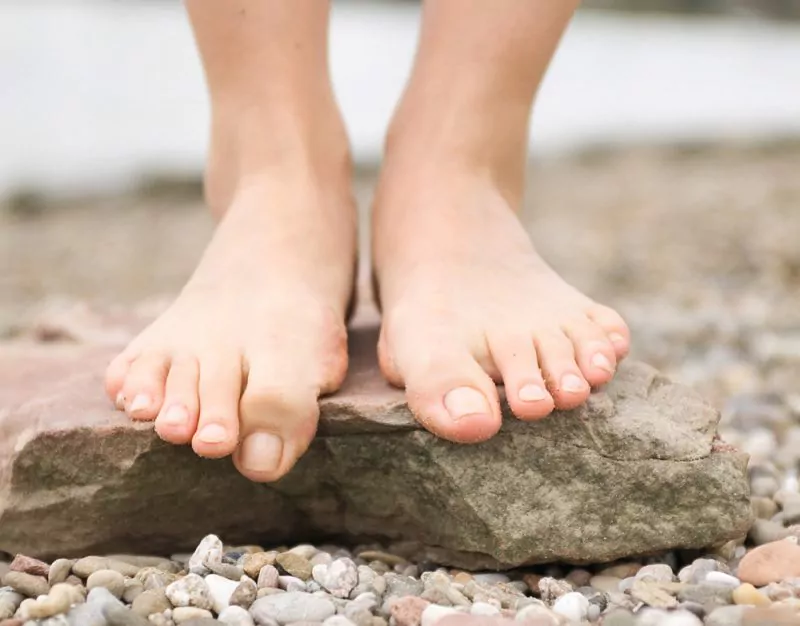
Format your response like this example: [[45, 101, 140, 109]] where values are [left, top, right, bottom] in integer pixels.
[[233, 374, 321, 483]]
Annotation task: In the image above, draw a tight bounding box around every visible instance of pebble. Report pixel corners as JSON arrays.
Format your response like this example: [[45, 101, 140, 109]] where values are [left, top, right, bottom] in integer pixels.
[[218, 605, 255, 626], [131, 589, 170, 617], [165, 574, 213, 611], [9, 555, 50, 578], [312, 559, 358, 599], [230, 577, 257, 609], [383, 574, 423, 599], [472, 573, 510, 586], [748, 519, 790, 545], [732, 583, 771, 606], [188, 535, 223, 576], [48, 560, 76, 587], [102, 603, 151, 626], [205, 561, 245, 582], [323, 618, 357, 626], [678, 559, 720, 584], [470, 602, 500, 617], [599, 563, 641, 579], [18, 583, 80, 619], [513, 604, 561, 625], [355, 552, 406, 568], [87, 570, 126, 599], [136, 568, 177, 591], [751, 496, 779, 520], [677, 583, 733, 607], [242, 554, 276, 581], [172, 607, 215, 623], [551, 591, 588, 622], [286, 545, 318, 560], [419, 605, 458, 626], [537, 577, 572, 604], [600, 609, 636, 626], [257, 566, 280, 590], [635, 564, 674, 584], [2, 571, 49, 598], [277, 576, 306, 593], [704, 571, 740, 587], [738, 539, 800, 585], [202, 574, 237, 614], [74, 558, 141, 579], [249, 592, 335, 625], [704, 605, 746, 626], [275, 554, 312, 582], [589, 575, 622, 593], [122, 580, 144, 604], [389, 596, 430, 626], [0, 589, 23, 620]]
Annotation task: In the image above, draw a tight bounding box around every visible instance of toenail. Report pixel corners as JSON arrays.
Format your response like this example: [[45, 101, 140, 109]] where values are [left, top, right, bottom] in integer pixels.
[[160, 405, 188, 427], [444, 387, 491, 421], [591, 352, 614, 372], [609, 332, 626, 345], [518, 384, 547, 402], [241, 432, 283, 474], [197, 423, 228, 444], [561, 373, 586, 393], [128, 393, 151, 414], [114, 392, 126, 410]]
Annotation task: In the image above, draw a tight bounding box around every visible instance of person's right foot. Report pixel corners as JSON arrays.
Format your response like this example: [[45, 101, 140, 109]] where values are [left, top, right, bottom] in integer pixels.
[[105, 162, 357, 482]]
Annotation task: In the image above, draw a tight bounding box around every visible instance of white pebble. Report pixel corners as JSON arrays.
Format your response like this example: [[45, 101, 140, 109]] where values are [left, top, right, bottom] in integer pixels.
[[704, 571, 741, 587], [205, 573, 239, 614], [552, 592, 589, 623], [421, 604, 460, 626], [315, 558, 358, 599], [218, 605, 255, 626], [188, 534, 223, 575], [172, 606, 214, 623], [658, 610, 704, 626], [323, 617, 357, 626], [470, 601, 500, 616], [278, 575, 306, 593], [472, 573, 510, 585], [515, 604, 560, 625]]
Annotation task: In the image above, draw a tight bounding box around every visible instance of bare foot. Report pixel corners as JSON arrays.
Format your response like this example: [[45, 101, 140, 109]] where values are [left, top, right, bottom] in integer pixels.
[[105, 167, 356, 482], [373, 167, 630, 443]]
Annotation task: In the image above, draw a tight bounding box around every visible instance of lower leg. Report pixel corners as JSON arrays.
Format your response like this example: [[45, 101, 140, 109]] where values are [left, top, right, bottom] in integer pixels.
[[106, 0, 356, 481], [374, 0, 630, 441]]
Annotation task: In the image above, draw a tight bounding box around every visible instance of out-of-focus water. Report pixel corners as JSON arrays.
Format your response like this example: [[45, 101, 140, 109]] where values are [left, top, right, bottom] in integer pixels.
[[1, 0, 799, 197]]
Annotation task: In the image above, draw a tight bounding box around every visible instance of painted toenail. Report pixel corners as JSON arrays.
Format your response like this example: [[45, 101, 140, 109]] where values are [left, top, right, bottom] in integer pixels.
[[197, 423, 228, 444], [114, 392, 126, 410], [609, 332, 626, 345], [519, 384, 547, 402], [241, 432, 283, 474], [161, 405, 188, 426], [561, 373, 585, 393], [444, 387, 491, 420], [591, 353, 614, 372], [128, 393, 151, 413]]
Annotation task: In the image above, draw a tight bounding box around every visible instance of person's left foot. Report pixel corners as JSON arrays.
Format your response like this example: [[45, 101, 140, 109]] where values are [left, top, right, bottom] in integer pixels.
[[372, 165, 630, 443]]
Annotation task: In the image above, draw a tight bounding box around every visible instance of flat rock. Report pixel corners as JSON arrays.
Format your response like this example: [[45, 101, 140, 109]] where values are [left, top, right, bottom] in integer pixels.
[[0, 318, 752, 568]]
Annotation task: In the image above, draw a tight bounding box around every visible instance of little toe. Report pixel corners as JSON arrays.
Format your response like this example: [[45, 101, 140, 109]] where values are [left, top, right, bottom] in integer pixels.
[[120, 352, 170, 421], [535, 331, 590, 410], [588, 304, 631, 360], [565, 320, 617, 388], [401, 350, 502, 443], [489, 333, 554, 421], [105, 351, 137, 409], [155, 356, 200, 444], [233, 373, 321, 483], [192, 352, 243, 458]]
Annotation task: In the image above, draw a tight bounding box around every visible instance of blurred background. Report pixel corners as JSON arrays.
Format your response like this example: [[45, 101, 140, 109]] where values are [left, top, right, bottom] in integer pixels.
[[2, 0, 800, 475]]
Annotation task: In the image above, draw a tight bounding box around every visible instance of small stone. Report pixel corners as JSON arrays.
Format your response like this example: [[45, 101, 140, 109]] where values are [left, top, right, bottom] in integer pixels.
[[472, 573, 510, 585], [655, 610, 703, 626], [243, 554, 276, 581], [313, 559, 357, 599], [257, 566, 280, 590], [131, 589, 170, 617], [286, 545, 318, 560], [704, 571, 740, 587], [419, 605, 458, 626], [470, 602, 500, 617], [136, 568, 177, 592], [564, 569, 592, 588], [635, 564, 674, 584], [188, 535, 223, 576], [589, 575, 621, 593], [705, 605, 746, 626], [453, 572, 473, 586], [48, 560, 76, 586], [310, 553, 332, 568], [87, 570, 126, 599], [17, 583, 78, 620], [750, 475, 780, 498], [537, 577, 572, 605], [738, 540, 800, 586], [249, 592, 336, 625], [599, 609, 636, 626], [123, 580, 145, 604], [383, 574, 423, 599], [751, 497, 779, 520], [171, 607, 214, 623], [103, 604, 151, 626], [74, 558, 141, 579], [741, 606, 799, 625], [551, 592, 589, 622], [732, 583, 771, 606], [599, 563, 641, 579], [165, 574, 213, 611], [677, 559, 720, 584], [9, 555, 50, 578], [0, 589, 23, 620], [514, 603, 561, 625], [218, 605, 255, 626], [2, 571, 49, 597], [204, 574, 239, 614], [749, 519, 790, 546], [389, 596, 430, 626], [277, 576, 306, 593], [205, 561, 245, 583], [230, 578, 257, 610], [323, 618, 357, 626], [355, 552, 406, 568], [677, 583, 733, 607]]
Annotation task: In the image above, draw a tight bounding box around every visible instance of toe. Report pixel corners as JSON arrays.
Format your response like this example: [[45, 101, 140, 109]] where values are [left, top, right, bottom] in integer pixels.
[[233, 374, 321, 483], [488, 332, 554, 421], [535, 331, 590, 410], [564, 319, 617, 388], [192, 352, 243, 458], [400, 347, 502, 443], [588, 304, 630, 360], [105, 351, 136, 409], [155, 355, 200, 445], [119, 351, 170, 421]]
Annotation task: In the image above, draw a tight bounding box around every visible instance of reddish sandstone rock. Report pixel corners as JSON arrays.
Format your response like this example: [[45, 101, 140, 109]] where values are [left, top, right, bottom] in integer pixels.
[[738, 540, 800, 586], [8, 555, 49, 578], [0, 320, 751, 568], [390, 596, 430, 626]]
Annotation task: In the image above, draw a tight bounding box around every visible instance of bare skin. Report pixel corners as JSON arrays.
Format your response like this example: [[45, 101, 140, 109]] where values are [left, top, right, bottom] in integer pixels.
[[105, 1, 356, 482], [106, 0, 631, 481], [373, 0, 630, 442]]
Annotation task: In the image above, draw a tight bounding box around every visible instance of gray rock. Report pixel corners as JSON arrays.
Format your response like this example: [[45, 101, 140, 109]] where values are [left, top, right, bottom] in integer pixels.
[[67, 602, 108, 626], [103, 604, 150, 626], [704, 605, 746, 626], [312, 559, 357, 599], [0, 588, 24, 620], [249, 592, 335, 625], [635, 564, 674, 583], [218, 605, 255, 626], [382, 574, 423, 599], [0, 351, 752, 568], [676, 582, 733, 608], [189, 535, 223, 576], [677, 559, 719, 584], [230, 577, 257, 609]]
